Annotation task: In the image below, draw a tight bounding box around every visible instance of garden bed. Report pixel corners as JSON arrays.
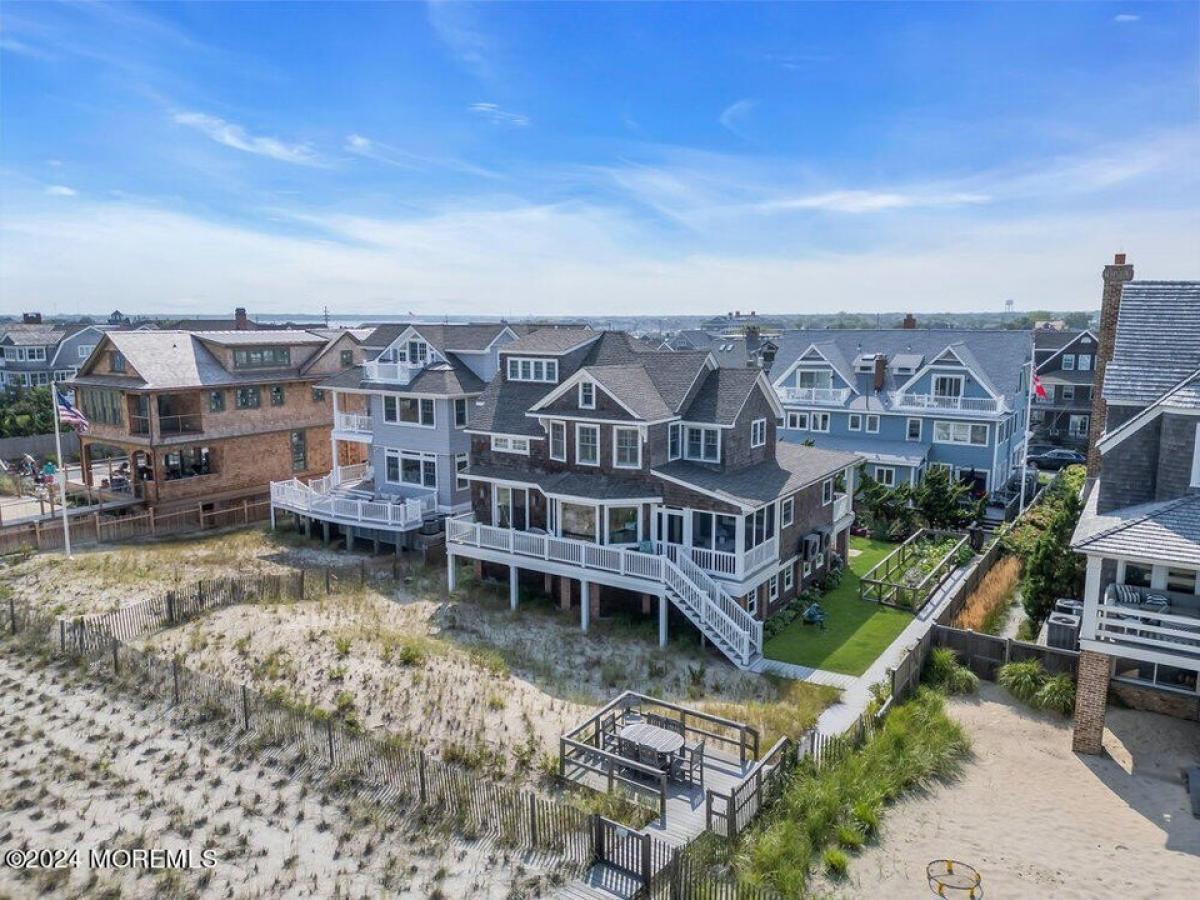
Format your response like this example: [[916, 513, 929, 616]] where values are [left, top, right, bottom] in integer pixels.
[[859, 528, 974, 611]]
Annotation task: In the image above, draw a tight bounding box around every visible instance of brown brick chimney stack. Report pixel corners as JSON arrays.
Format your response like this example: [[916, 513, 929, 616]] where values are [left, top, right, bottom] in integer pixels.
[[235, 307, 249, 330], [873, 354, 887, 392], [1086, 252, 1134, 475], [901, 313, 916, 329]]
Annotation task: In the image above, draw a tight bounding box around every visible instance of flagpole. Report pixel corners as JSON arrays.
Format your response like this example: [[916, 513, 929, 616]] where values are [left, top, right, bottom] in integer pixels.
[[1019, 359, 1035, 516], [52, 381, 73, 558]]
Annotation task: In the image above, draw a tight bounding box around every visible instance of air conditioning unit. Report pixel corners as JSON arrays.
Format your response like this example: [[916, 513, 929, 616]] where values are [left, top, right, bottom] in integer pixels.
[[1047, 612, 1080, 651]]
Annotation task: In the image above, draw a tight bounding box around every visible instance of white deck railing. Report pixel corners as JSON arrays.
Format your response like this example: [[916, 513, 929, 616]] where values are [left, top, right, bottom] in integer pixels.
[[447, 516, 760, 665], [270, 476, 433, 530], [890, 392, 1003, 413], [1090, 602, 1200, 660], [334, 412, 373, 433], [308, 462, 371, 496], [776, 386, 852, 405], [833, 492, 852, 522], [743, 536, 778, 575], [363, 360, 426, 384]]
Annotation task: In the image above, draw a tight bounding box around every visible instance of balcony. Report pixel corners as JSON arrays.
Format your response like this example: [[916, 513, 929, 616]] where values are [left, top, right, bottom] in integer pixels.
[[334, 412, 373, 438], [832, 492, 852, 522], [363, 360, 426, 385], [159, 413, 204, 436], [890, 392, 1004, 414], [776, 386, 852, 406], [1083, 583, 1200, 666], [270, 466, 434, 532]]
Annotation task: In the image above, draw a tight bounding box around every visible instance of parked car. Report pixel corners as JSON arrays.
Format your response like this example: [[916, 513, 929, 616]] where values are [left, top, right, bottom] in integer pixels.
[[1028, 448, 1086, 470]]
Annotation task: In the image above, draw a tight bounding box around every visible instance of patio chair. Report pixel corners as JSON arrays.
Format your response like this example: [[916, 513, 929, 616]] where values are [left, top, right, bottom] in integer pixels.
[[671, 741, 704, 787], [637, 745, 665, 774], [647, 713, 684, 735], [599, 713, 619, 751], [802, 602, 827, 630]]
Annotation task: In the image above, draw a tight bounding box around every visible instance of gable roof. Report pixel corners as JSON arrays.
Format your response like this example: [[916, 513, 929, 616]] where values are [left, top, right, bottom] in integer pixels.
[[320, 360, 485, 396], [683, 368, 769, 426], [1072, 491, 1200, 568], [1097, 368, 1200, 454], [770, 329, 1032, 400], [1103, 281, 1200, 407], [362, 322, 514, 353], [502, 328, 599, 355]]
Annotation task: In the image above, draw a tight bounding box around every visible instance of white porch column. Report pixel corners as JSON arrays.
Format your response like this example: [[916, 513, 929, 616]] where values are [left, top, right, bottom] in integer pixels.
[[509, 565, 519, 610], [581, 580, 590, 633], [658, 594, 668, 648], [734, 513, 746, 578], [447, 552, 457, 591]]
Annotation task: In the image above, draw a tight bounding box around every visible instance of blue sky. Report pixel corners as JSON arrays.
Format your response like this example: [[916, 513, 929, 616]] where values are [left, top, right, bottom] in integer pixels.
[[1, 1, 1197, 317]]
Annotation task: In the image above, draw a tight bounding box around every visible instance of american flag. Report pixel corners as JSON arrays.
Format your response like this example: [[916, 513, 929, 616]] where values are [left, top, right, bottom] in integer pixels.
[[56, 390, 90, 433], [1032, 373, 1048, 400]]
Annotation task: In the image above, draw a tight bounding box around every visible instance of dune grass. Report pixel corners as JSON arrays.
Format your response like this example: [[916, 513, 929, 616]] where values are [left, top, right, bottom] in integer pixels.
[[763, 537, 911, 675], [954, 555, 1022, 634]]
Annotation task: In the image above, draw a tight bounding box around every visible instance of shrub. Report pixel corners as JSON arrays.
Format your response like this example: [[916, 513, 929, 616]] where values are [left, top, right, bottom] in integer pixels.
[[835, 823, 864, 851], [849, 800, 881, 838], [1033, 673, 1076, 714], [998, 659, 1045, 703], [954, 556, 1021, 633], [923, 647, 979, 695], [823, 847, 849, 878]]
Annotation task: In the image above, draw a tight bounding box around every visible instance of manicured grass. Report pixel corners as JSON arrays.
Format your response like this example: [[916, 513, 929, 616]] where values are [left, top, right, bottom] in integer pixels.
[[763, 536, 913, 676]]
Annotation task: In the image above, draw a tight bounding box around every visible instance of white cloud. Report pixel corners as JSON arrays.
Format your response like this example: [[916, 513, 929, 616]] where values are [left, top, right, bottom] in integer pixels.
[[469, 102, 530, 127], [344, 133, 499, 178], [758, 190, 991, 214], [718, 99, 758, 139], [173, 111, 323, 166], [45, 185, 77, 197], [426, 1, 496, 80], [1113, 14, 1140, 23]]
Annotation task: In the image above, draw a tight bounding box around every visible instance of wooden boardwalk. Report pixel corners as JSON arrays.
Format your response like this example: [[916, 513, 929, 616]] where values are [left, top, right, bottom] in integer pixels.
[[564, 746, 754, 847]]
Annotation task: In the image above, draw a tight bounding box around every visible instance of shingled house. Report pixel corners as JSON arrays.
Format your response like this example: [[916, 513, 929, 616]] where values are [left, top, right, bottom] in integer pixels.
[[1070, 268, 1200, 751], [444, 329, 860, 668], [71, 329, 364, 513]]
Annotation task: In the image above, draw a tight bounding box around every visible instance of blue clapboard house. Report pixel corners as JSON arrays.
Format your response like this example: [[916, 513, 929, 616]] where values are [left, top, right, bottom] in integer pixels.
[[769, 328, 1033, 511]]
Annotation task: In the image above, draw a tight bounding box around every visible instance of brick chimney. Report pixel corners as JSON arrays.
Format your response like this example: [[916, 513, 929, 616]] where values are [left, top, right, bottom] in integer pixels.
[[873, 354, 887, 392], [234, 307, 249, 331], [901, 313, 916, 329], [22, 312, 42, 325], [1086, 253, 1134, 476]]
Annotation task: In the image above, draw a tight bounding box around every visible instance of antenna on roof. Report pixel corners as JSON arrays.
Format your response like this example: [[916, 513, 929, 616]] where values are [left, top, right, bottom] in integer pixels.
[[323, 305, 329, 328]]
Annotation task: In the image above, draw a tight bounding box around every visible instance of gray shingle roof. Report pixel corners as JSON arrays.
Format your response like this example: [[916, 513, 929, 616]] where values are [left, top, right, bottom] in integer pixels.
[[319, 361, 485, 395], [585, 366, 675, 420], [195, 330, 326, 346], [466, 464, 661, 501], [1073, 490, 1200, 568], [783, 433, 930, 467], [770, 329, 1033, 403], [1103, 281, 1200, 407], [503, 328, 598, 355], [682, 368, 764, 426], [362, 322, 512, 353], [653, 443, 860, 507], [2, 328, 64, 346]]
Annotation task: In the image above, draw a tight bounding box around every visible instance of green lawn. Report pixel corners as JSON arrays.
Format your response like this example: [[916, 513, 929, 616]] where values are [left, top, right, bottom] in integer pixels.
[[763, 536, 913, 676]]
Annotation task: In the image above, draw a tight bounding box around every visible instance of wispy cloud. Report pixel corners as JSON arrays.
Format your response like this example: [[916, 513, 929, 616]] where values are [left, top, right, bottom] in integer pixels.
[[344, 133, 499, 179], [469, 102, 530, 127], [718, 99, 758, 140], [1113, 14, 1140, 23], [45, 185, 77, 197], [173, 112, 323, 166], [426, 1, 496, 80], [758, 190, 991, 214]]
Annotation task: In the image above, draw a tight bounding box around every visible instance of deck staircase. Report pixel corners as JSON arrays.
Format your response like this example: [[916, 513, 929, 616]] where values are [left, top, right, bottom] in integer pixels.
[[661, 550, 762, 669]]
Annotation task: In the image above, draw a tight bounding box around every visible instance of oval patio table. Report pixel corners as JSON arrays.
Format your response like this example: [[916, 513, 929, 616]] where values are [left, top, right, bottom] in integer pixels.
[[620, 722, 685, 757]]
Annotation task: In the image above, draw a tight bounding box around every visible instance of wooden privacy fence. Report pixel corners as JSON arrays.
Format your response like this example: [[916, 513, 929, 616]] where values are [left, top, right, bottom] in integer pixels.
[[0, 497, 271, 556], [859, 528, 970, 612]]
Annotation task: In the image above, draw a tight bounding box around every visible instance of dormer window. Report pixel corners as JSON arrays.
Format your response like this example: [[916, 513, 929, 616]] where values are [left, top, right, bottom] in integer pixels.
[[751, 418, 766, 448], [579, 380, 596, 409], [796, 369, 832, 389], [110, 351, 126, 373], [684, 426, 720, 463], [233, 346, 291, 369], [506, 357, 558, 383], [408, 340, 428, 365], [932, 374, 964, 398]]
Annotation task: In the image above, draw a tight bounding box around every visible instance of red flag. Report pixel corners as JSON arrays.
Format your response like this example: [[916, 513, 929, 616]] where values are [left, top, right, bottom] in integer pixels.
[[1033, 373, 1048, 400]]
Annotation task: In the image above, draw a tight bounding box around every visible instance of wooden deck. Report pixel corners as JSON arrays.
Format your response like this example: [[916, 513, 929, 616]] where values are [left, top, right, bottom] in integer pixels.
[[564, 745, 754, 846]]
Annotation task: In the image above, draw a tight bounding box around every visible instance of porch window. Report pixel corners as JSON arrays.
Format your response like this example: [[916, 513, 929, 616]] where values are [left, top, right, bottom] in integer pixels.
[[1166, 567, 1199, 595], [408, 340, 428, 364], [607, 506, 639, 545], [163, 446, 212, 480], [290, 431, 306, 472], [691, 511, 737, 553], [496, 487, 529, 531], [385, 451, 400, 483], [743, 506, 775, 550], [560, 502, 596, 542], [658, 509, 684, 545], [1121, 563, 1152, 588], [549, 421, 566, 461]]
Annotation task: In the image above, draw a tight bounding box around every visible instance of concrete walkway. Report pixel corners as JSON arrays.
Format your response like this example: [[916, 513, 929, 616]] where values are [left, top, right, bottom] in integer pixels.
[[753, 657, 857, 690]]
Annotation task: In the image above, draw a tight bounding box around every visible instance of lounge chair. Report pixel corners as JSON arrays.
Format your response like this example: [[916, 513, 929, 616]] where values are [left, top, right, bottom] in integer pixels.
[[802, 602, 827, 630]]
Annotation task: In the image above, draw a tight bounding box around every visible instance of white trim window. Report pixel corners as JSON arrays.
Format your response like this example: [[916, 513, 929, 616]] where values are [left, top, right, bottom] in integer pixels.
[[780, 495, 795, 528], [454, 398, 468, 428], [803, 558, 812, 578], [866, 414, 880, 434], [613, 426, 641, 468], [1062, 354, 1076, 371], [1077, 354, 1092, 372], [906, 418, 922, 441], [932, 374, 965, 398], [874, 465, 897, 488], [668, 422, 682, 460], [933, 421, 988, 446], [576, 423, 600, 465], [382, 396, 435, 427], [684, 425, 720, 463], [785, 411, 809, 430], [492, 435, 531, 455], [549, 420, 567, 461], [578, 380, 596, 409], [811, 412, 831, 433], [455, 453, 469, 490], [745, 591, 758, 616], [77, 344, 95, 359], [751, 418, 767, 448], [507, 357, 559, 383], [768, 574, 780, 602], [848, 414, 862, 432], [821, 478, 833, 506], [783, 565, 795, 592], [385, 449, 437, 488]]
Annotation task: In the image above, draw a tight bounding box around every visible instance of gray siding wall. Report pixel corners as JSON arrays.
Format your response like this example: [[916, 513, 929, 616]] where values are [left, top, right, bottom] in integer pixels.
[[1157, 413, 1199, 499], [369, 394, 471, 508]]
